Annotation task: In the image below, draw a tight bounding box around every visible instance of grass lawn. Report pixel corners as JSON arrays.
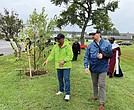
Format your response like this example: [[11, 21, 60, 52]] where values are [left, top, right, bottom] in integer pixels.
[[0, 45, 134, 110]]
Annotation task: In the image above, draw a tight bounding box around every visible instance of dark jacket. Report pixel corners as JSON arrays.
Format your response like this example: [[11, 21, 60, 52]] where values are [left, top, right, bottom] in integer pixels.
[[72, 42, 80, 54], [84, 38, 112, 74]]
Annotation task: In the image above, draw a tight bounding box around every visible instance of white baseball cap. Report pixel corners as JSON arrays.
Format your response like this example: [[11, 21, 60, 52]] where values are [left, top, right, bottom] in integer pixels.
[[89, 29, 100, 35]]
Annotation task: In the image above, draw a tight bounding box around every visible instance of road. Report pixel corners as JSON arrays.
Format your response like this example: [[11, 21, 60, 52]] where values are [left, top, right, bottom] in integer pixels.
[[0, 39, 15, 56]]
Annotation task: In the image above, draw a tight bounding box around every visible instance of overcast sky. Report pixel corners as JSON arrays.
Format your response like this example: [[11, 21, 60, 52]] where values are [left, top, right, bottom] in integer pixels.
[[0, 0, 134, 33]]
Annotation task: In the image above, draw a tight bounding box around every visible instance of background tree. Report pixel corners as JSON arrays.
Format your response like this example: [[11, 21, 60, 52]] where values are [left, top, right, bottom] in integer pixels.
[[0, 9, 23, 59], [111, 27, 120, 36], [132, 35, 134, 44], [133, 35, 134, 40], [102, 27, 120, 36], [50, 0, 119, 44], [23, 7, 57, 70]]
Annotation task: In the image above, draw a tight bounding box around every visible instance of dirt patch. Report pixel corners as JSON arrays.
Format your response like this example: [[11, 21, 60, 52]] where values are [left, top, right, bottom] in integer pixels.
[[26, 70, 47, 76]]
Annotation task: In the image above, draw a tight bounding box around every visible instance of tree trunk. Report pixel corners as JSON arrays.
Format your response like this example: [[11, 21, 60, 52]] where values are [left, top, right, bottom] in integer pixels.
[[36, 50, 42, 63], [80, 30, 85, 45], [16, 43, 22, 60], [80, 24, 87, 45], [34, 44, 36, 70], [33, 35, 36, 70], [80, 0, 92, 45], [80, 16, 90, 45], [13, 38, 22, 60], [18, 45, 22, 60], [9, 40, 18, 58], [27, 45, 32, 78]]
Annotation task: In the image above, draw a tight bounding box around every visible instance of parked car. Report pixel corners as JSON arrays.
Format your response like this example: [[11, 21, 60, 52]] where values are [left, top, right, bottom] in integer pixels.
[[118, 41, 132, 46]]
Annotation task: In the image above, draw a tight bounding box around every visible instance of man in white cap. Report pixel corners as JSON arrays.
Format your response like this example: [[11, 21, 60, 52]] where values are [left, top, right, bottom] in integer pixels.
[[84, 29, 113, 110]]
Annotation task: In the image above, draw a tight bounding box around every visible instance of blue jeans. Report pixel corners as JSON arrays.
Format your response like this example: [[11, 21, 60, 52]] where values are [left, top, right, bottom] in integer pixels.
[[57, 69, 70, 95]]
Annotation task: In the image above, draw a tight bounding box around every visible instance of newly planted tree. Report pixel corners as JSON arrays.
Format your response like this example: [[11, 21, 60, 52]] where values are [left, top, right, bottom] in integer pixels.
[[23, 7, 57, 70]]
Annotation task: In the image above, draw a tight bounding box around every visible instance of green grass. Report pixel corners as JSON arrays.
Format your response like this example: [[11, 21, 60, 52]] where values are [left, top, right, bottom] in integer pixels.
[[0, 45, 134, 110]]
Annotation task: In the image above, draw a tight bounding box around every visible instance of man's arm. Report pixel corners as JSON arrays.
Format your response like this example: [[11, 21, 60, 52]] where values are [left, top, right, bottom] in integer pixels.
[[42, 46, 55, 66], [84, 46, 90, 74], [84, 46, 90, 69]]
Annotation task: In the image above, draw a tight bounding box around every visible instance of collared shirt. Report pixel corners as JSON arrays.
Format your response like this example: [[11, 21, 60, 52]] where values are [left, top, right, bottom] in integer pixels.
[[58, 43, 63, 48], [97, 38, 101, 45]]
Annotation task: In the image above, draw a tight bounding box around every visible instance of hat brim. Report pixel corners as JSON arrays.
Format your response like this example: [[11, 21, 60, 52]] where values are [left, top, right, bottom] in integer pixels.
[[89, 33, 96, 35], [55, 37, 63, 39]]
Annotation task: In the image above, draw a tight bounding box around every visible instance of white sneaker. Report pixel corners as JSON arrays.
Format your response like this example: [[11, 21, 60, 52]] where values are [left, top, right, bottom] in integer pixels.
[[64, 95, 70, 101], [56, 91, 63, 95]]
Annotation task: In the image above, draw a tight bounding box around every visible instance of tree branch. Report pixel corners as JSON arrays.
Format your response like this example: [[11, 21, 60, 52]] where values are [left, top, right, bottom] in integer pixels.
[[74, 0, 88, 13]]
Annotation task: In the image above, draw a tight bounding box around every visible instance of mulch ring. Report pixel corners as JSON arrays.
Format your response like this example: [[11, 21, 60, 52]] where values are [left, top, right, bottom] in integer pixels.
[[26, 70, 47, 76]]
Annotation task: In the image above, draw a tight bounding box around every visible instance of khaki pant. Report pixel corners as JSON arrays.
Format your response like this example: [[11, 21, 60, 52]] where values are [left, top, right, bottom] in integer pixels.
[[91, 72, 107, 104]]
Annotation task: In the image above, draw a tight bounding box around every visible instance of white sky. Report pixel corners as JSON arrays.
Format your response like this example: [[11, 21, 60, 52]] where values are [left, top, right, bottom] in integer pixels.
[[0, 0, 134, 33]]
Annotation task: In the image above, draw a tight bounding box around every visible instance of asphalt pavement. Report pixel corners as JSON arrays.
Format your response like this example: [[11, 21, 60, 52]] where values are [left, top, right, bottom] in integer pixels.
[[0, 39, 15, 56]]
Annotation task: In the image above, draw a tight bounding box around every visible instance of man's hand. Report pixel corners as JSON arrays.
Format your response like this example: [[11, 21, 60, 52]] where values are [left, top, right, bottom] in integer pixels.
[[59, 61, 65, 67], [97, 53, 103, 59], [85, 68, 90, 75], [42, 60, 48, 66]]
